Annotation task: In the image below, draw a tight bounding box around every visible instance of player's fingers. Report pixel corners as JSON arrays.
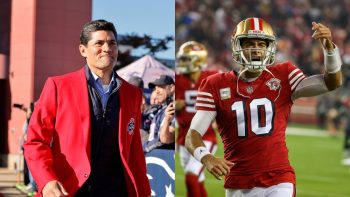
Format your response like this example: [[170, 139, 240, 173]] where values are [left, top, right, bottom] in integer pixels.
[[312, 30, 330, 38], [311, 22, 319, 30], [209, 168, 223, 180], [317, 22, 327, 28], [220, 161, 234, 174], [216, 161, 230, 175], [312, 29, 323, 38], [217, 161, 232, 175], [313, 32, 331, 40], [317, 28, 331, 35], [210, 165, 222, 175], [223, 159, 235, 167]]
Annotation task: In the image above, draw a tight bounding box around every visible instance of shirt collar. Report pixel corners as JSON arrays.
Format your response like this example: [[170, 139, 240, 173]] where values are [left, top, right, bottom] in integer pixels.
[[90, 69, 116, 87]]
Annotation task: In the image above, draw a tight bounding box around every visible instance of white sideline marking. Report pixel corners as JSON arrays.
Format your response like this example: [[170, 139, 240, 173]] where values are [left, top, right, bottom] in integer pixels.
[[300, 174, 336, 183], [298, 189, 349, 197], [286, 127, 329, 137], [175, 176, 223, 185]]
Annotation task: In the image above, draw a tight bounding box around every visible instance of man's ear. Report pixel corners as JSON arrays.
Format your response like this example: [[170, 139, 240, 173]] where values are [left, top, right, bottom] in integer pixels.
[[170, 84, 175, 92], [79, 44, 87, 58]]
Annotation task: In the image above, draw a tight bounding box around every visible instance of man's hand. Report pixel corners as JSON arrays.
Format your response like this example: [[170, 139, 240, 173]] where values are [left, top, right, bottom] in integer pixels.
[[164, 102, 175, 122], [42, 180, 68, 197], [311, 22, 334, 51], [201, 154, 234, 180]]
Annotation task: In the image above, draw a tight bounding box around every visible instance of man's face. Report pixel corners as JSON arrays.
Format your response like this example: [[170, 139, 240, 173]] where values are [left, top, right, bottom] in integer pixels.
[[241, 38, 267, 62], [155, 85, 172, 104], [79, 30, 118, 72]]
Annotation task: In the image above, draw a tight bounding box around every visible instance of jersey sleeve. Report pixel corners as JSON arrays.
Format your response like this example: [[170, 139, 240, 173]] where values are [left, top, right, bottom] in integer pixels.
[[195, 77, 216, 112], [286, 62, 306, 93]]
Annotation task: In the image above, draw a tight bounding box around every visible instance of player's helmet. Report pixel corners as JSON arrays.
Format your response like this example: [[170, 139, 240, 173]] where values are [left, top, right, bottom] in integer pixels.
[[176, 41, 208, 74], [231, 17, 277, 73]]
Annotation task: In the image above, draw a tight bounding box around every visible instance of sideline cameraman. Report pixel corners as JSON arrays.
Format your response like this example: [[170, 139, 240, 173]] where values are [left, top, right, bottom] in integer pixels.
[[143, 75, 175, 152]]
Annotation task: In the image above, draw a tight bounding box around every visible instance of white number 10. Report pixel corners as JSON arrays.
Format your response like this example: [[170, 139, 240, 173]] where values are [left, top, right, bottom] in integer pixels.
[[231, 98, 274, 137]]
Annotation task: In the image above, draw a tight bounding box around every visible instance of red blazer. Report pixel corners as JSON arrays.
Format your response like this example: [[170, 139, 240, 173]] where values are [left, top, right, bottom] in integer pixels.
[[24, 68, 151, 197]]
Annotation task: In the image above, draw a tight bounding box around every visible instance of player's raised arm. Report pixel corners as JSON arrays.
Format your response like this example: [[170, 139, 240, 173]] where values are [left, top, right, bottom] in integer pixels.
[[185, 110, 234, 180], [312, 22, 342, 90], [292, 22, 343, 101]]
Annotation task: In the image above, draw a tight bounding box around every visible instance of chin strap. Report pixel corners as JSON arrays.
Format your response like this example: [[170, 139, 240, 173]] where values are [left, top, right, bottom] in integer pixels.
[[236, 67, 281, 101], [236, 67, 251, 99]]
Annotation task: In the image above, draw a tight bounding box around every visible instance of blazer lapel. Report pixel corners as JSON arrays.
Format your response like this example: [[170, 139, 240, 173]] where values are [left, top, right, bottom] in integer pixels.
[[71, 68, 91, 158]]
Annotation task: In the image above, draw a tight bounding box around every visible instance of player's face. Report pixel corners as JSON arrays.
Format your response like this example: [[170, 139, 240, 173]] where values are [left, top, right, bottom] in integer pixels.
[[241, 39, 267, 62], [79, 30, 118, 72], [177, 56, 192, 72], [176, 55, 201, 74]]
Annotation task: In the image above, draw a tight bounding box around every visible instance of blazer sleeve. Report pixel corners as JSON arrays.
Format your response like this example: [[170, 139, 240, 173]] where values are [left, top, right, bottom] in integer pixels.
[[23, 77, 59, 192], [131, 90, 151, 196]]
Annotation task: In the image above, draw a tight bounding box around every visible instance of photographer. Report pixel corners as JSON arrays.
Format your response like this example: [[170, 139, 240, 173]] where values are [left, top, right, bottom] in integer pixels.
[[143, 75, 175, 152], [13, 102, 37, 195]]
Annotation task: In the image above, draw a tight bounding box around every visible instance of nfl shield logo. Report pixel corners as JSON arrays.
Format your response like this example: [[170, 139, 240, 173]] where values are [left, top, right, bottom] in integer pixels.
[[246, 86, 254, 94], [127, 118, 135, 134]]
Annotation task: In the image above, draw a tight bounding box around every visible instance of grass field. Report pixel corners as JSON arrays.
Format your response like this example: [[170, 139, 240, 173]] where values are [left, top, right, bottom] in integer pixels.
[[175, 125, 350, 197]]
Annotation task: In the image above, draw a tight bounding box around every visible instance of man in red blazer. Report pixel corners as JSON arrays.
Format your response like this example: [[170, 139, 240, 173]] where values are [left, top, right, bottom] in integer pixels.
[[24, 20, 151, 197]]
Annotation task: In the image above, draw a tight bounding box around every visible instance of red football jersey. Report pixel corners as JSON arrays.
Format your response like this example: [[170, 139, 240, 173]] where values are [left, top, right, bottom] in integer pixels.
[[195, 62, 305, 189], [176, 70, 218, 145]]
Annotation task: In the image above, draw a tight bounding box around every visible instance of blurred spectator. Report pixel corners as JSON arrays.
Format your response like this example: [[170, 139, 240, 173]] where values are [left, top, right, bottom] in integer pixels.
[[143, 75, 175, 152], [316, 94, 333, 129], [127, 76, 150, 143], [14, 103, 37, 196], [141, 89, 162, 135], [128, 76, 144, 89]]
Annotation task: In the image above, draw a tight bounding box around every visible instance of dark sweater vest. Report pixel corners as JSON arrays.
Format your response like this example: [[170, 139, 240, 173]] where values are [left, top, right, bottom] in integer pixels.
[[75, 68, 127, 197]]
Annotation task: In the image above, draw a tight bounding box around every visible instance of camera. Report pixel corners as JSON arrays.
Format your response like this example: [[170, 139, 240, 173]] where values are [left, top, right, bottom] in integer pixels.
[[166, 96, 173, 105], [13, 102, 35, 112], [13, 103, 24, 110], [142, 104, 163, 131]]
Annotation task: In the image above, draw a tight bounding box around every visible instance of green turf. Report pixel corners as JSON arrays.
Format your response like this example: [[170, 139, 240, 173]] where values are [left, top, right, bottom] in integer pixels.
[[175, 128, 350, 197]]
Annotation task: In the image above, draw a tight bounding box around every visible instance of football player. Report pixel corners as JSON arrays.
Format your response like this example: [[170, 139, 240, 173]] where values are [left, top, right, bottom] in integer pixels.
[[176, 41, 218, 197], [185, 17, 342, 197]]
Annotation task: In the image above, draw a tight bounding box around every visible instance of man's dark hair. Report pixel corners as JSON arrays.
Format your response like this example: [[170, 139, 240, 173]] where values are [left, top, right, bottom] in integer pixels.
[[80, 19, 117, 46]]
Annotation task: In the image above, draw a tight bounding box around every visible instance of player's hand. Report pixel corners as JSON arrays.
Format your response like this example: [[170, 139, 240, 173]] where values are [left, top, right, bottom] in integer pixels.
[[175, 99, 185, 111], [42, 180, 68, 197], [311, 22, 334, 51], [201, 154, 234, 180]]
